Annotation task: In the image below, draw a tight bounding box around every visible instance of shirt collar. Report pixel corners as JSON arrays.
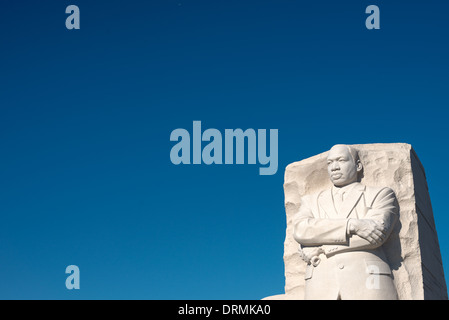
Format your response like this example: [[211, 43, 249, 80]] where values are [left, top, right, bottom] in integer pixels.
[[332, 182, 357, 196]]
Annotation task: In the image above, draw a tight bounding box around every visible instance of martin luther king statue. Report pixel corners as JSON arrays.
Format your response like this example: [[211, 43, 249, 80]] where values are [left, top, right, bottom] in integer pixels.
[[293, 144, 399, 300]]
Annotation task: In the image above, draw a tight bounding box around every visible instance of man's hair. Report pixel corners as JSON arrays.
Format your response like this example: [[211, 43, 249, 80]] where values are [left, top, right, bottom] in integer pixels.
[[331, 144, 360, 164]]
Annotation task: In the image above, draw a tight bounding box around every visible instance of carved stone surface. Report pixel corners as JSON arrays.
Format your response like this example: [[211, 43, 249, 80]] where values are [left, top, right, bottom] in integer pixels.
[[264, 143, 447, 300]]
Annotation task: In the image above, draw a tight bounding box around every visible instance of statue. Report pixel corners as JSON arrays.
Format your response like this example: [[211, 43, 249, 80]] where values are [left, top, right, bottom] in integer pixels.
[[263, 143, 447, 300], [293, 144, 399, 300]]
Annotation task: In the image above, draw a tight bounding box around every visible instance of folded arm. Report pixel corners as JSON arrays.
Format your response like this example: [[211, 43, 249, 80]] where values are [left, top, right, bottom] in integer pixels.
[[293, 195, 350, 246], [322, 187, 398, 256], [294, 188, 398, 257]]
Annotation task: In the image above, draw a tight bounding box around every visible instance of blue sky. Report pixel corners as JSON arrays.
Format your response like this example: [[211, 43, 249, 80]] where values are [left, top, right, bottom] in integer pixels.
[[0, 0, 448, 299]]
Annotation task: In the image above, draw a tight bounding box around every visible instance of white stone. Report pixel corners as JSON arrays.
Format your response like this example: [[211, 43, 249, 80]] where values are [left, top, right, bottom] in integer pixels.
[[264, 143, 447, 300]]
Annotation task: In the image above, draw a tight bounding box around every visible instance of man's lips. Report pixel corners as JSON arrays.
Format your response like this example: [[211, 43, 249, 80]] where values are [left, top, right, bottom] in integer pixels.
[[331, 173, 342, 179]]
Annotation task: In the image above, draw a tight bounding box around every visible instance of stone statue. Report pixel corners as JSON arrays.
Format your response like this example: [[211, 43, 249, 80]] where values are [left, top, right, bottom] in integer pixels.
[[293, 144, 399, 299], [262, 143, 447, 300]]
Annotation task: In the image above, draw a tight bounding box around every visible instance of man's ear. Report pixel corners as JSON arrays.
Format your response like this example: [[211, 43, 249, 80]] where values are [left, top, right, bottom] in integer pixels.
[[356, 160, 363, 172]]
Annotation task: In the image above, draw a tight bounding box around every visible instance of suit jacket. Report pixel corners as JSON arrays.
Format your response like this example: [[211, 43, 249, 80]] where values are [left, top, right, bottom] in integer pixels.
[[293, 182, 399, 300]]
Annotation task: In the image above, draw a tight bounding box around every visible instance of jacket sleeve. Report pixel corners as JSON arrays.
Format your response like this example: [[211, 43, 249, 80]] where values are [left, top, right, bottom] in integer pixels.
[[322, 187, 399, 256], [293, 194, 350, 246]]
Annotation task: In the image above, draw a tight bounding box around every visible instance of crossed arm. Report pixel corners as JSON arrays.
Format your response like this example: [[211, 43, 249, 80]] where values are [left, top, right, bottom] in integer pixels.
[[293, 187, 398, 260]]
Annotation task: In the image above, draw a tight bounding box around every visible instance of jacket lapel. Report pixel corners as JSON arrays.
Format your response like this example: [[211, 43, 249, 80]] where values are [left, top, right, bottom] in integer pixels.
[[318, 189, 338, 219], [339, 183, 366, 218]]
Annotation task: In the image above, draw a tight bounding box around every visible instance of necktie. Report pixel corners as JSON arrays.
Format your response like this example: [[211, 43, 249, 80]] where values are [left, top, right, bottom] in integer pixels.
[[334, 189, 345, 213]]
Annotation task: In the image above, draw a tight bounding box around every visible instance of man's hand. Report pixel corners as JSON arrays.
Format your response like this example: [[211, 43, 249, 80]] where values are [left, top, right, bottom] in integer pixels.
[[299, 246, 324, 264], [348, 219, 386, 245]]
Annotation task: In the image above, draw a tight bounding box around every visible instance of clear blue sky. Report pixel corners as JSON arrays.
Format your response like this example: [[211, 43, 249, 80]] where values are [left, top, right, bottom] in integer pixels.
[[0, 0, 448, 299]]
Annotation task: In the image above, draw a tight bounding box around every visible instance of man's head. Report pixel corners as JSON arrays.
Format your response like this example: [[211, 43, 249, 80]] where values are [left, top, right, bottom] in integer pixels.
[[327, 144, 362, 187]]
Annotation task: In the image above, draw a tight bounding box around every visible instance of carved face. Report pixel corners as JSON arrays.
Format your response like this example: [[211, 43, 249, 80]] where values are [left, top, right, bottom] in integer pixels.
[[327, 145, 361, 187]]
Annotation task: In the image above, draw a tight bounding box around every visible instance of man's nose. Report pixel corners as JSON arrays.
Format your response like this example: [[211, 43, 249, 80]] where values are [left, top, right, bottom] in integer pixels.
[[331, 162, 340, 171]]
